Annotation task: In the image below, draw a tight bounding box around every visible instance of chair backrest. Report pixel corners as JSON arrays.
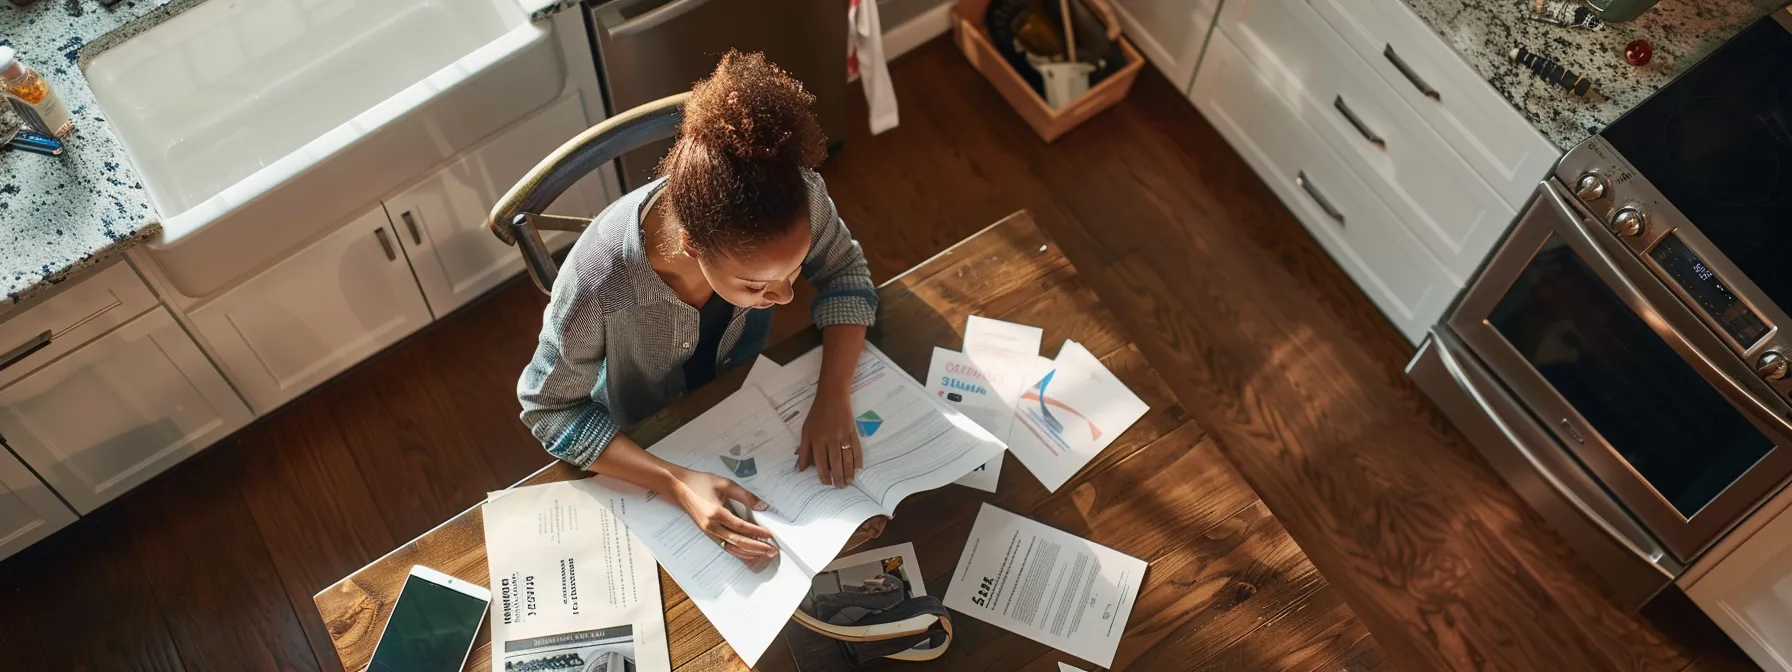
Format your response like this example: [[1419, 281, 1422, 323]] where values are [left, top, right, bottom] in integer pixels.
[[487, 92, 690, 293]]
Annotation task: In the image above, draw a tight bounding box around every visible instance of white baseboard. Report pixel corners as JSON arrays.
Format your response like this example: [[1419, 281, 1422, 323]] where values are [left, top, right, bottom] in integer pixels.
[[883, 2, 954, 61]]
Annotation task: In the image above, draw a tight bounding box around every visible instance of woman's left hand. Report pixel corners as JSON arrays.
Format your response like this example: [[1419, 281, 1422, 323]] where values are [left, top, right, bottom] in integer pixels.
[[798, 385, 861, 487]]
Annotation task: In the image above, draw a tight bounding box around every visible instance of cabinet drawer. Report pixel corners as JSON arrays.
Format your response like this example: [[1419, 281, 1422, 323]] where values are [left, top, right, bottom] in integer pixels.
[[1219, 0, 1513, 281], [1309, 0, 1559, 206], [0, 262, 157, 388], [1192, 30, 1458, 343]]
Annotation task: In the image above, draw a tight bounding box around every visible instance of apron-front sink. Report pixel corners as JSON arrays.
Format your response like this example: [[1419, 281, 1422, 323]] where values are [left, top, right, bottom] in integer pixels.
[[85, 0, 566, 297]]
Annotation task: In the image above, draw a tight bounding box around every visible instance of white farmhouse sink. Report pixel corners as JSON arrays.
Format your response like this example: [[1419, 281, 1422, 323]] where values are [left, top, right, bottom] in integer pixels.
[[85, 0, 567, 297]]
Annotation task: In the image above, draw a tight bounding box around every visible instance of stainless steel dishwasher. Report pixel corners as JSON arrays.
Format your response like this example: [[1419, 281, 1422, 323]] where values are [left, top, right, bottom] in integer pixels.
[[588, 0, 848, 190]]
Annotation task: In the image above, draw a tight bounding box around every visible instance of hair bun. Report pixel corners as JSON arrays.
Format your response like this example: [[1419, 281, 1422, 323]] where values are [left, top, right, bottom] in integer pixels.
[[680, 50, 825, 169]]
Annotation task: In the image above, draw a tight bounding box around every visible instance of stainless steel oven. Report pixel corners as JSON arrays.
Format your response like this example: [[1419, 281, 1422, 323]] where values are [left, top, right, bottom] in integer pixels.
[[1409, 8, 1792, 609]]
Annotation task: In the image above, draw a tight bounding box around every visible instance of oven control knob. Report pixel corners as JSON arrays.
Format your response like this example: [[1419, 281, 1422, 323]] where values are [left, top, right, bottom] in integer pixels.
[[1759, 352, 1789, 381], [1574, 173, 1607, 201], [1611, 207, 1647, 237]]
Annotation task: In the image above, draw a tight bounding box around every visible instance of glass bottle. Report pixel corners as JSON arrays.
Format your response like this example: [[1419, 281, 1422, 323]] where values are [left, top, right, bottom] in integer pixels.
[[0, 47, 73, 138]]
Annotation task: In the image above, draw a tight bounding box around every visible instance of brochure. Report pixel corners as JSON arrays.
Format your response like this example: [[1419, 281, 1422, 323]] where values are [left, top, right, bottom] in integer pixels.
[[924, 346, 1051, 492], [1007, 340, 1150, 492], [483, 479, 671, 672]]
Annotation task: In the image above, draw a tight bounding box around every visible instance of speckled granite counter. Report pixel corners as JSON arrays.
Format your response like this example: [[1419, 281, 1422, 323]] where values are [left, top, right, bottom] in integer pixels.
[[0, 0, 182, 306], [1401, 0, 1784, 151]]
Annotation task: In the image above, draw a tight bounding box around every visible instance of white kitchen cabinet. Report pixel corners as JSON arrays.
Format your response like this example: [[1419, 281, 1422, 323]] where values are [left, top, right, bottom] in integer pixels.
[[0, 307, 250, 513], [385, 94, 608, 317], [1112, 0, 1221, 92], [191, 207, 433, 413], [1190, 29, 1457, 344], [0, 447, 76, 561], [1309, 0, 1558, 207], [1687, 493, 1792, 671], [1218, 0, 1514, 281]]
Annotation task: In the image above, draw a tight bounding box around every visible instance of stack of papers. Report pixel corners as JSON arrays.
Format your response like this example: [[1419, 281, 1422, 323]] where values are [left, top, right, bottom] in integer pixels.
[[927, 316, 1151, 493], [925, 316, 1051, 492], [483, 479, 671, 672], [600, 344, 1005, 665]]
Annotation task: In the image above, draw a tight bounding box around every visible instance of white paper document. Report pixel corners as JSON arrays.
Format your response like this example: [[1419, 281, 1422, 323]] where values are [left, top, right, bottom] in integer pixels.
[[960, 316, 1048, 490], [743, 354, 783, 391], [923, 346, 1051, 492], [759, 344, 1006, 512], [944, 504, 1146, 668], [483, 479, 671, 672], [1009, 341, 1150, 492], [599, 467, 813, 668], [1059, 663, 1091, 672], [926, 348, 1011, 492]]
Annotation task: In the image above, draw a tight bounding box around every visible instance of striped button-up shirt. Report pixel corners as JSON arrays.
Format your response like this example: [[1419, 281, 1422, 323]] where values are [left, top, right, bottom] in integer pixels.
[[518, 171, 878, 468]]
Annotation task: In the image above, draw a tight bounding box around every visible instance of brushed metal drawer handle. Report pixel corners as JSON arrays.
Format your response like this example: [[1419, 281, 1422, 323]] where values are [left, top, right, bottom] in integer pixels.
[[375, 228, 398, 262], [401, 211, 423, 245], [1333, 96, 1385, 148], [0, 330, 51, 373], [1297, 171, 1346, 225], [1384, 45, 1440, 100]]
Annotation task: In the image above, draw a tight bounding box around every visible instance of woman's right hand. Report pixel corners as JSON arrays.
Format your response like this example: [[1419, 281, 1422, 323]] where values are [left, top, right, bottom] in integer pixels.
[[668, 467, 780, 568]]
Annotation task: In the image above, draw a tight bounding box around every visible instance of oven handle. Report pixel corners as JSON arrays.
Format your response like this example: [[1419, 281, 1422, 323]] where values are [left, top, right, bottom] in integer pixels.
[[1545, 181, 1792, 444], [1425, 329, 1674, 572]]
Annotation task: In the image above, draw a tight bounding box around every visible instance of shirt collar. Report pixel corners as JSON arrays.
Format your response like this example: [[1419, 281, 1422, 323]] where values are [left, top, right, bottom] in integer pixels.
[[615, 178, 683, 307]]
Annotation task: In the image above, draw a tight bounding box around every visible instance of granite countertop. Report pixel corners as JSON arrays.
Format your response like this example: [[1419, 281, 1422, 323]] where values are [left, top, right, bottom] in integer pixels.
[[0, 0, 192, 307], [1402, 0, 1785, 151]]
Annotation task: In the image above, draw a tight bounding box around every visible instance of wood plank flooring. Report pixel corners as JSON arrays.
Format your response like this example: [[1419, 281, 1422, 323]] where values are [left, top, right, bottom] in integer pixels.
[[0, 35, 1754, 671]]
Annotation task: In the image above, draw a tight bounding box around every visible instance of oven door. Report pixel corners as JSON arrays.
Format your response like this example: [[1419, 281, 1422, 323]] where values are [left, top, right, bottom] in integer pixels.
[[1449, 180, 1792, 562]]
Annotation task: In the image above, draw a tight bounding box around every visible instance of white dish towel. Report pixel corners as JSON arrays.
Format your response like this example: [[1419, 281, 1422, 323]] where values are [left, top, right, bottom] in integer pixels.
[[849, 0, 899, 134]]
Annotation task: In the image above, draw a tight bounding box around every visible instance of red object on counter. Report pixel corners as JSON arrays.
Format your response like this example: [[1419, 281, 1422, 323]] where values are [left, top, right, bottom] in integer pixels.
[[1625, 39, 1654, 66]]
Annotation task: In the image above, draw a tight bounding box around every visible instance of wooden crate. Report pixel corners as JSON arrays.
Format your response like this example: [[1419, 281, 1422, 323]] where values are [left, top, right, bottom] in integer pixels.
[[953, 0, 1145, 142]]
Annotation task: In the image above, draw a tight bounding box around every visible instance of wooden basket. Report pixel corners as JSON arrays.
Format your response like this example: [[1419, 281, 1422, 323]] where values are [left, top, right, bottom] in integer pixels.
[[953, 0, 1145, 142]]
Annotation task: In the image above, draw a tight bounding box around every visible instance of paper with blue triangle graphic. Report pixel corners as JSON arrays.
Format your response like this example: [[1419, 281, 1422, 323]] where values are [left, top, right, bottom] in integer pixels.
[[855, 410, 883, 437]]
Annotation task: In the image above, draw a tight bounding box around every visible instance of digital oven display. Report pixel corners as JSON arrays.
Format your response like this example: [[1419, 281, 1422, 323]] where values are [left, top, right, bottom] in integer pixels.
[[1649, 233, 1769, 348]]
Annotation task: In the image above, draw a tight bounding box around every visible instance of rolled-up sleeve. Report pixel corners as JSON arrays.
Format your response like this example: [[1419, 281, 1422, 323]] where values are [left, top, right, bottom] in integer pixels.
[[518, 265, 621, 470], [802, 172, 879, 328]]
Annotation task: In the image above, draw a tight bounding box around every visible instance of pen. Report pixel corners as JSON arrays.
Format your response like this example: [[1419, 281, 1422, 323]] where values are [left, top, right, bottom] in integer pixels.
[[6, 128, 64, 156]]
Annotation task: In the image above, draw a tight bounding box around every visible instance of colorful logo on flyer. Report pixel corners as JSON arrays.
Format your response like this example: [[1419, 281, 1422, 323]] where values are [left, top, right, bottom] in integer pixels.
[[855, 410, 884, 437], [1020, 369, 1101, 455]]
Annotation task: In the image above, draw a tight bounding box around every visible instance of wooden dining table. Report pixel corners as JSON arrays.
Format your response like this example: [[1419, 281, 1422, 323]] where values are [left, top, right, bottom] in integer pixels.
[[315, 210, 1219, 671]]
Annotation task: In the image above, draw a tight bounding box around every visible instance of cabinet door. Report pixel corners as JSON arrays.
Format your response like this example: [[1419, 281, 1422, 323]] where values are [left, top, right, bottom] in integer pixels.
[[388, 95, 613, 317], [192, 207, 433, 413], [1689, 501, 1792, 671], [0, 446, 76, 561], [1113, 0, 1219, 91], [0, 307, 250, 513]]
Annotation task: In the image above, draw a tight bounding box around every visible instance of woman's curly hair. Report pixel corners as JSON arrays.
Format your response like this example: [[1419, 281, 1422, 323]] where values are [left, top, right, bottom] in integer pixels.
[[658, 50, 827, 256]]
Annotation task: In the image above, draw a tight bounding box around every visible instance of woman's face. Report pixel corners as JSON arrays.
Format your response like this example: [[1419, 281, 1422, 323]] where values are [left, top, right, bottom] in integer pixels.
[[690, 222, 811, 309]]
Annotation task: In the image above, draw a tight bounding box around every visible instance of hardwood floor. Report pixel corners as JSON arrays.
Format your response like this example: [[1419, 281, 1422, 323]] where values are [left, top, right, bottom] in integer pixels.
[[0, 35, 1753, 672]]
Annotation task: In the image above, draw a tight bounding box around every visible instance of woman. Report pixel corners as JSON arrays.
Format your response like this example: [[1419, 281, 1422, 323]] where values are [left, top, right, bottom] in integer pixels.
[[519, 52, 875, 568]]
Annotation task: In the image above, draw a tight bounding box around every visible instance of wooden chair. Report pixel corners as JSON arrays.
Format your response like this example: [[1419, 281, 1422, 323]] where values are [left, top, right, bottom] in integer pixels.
[[486, 92, 690, 293]]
